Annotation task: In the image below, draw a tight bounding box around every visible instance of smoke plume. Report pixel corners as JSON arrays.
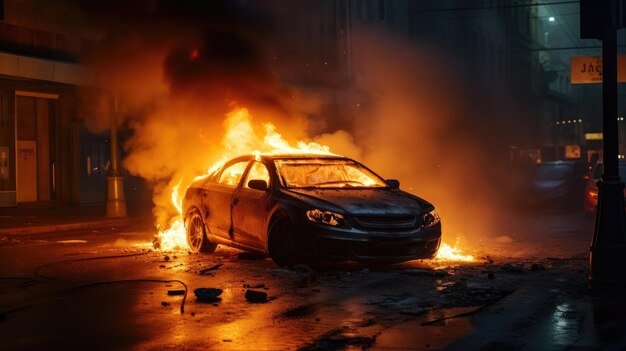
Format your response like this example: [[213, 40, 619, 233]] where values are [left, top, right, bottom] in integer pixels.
[[79, 0, 312, 227], [80, 1, 526, 251]]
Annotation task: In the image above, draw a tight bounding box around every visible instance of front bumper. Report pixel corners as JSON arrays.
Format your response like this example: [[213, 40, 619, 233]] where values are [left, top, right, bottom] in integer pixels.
[[305, 222, 442, 263]]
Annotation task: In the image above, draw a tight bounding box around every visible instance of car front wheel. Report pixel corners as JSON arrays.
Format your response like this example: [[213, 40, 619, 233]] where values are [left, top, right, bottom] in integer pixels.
[[187, 211, 217, 253], [267, 219, 305, 266]]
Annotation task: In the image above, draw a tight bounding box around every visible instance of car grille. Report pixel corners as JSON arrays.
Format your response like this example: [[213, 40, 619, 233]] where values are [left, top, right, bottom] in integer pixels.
[[352, 241, 421, 257], [353, 215, 418, 230]]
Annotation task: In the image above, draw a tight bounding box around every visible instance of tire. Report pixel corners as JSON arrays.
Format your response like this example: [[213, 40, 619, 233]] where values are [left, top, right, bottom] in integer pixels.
[[187, 211, 217, 253], [267, 219, 303, 266]]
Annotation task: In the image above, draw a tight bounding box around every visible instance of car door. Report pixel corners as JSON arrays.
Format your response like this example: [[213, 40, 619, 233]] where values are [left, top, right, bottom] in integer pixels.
[[205, 160, 249, 240], [231, 161, 272, 248]]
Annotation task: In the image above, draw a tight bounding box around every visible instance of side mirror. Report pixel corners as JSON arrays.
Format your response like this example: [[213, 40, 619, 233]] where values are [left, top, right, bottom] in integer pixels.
[[386, 179, 400, 189], [248, 179, 268, 191]]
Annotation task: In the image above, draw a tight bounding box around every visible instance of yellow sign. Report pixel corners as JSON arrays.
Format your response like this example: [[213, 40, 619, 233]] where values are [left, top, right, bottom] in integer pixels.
[[585, 132, 603, 140], [565, 145, 581, 158], [571, 55, 626, 84]]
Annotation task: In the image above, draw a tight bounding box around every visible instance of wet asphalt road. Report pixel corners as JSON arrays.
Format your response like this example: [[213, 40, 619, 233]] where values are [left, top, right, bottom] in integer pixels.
[[0, 213, 625, 350]]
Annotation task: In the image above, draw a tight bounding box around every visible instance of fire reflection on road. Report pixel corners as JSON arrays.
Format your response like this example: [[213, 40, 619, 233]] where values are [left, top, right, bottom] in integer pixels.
[[0, 226, 592, 350], [126, 246, 490, 350]]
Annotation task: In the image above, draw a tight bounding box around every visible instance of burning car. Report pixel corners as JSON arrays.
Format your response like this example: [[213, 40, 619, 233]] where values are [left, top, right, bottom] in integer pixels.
[[182, 154, 442, 265]]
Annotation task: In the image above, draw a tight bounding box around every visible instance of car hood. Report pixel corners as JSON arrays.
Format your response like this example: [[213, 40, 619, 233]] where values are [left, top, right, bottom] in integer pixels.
[[283, 188, 424, 216]]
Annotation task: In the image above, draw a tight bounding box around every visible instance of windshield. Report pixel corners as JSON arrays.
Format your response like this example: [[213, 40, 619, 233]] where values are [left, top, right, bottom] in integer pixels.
[[274, 158, 388, 188]]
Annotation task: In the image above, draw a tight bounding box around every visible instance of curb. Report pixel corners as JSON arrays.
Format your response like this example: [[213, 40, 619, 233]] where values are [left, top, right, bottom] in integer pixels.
[[0, 217, 138, 236]]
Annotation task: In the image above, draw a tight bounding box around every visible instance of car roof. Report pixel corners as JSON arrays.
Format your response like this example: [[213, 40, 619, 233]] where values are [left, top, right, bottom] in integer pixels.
[[217, 154, 355, 174], [224, 153, 349, 162], [260, 153, 347, 160]]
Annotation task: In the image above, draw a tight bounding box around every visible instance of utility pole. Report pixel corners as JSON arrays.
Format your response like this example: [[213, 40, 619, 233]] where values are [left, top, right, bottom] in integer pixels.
[[581, 0, 626, 290], [106, 93, 127, 218]]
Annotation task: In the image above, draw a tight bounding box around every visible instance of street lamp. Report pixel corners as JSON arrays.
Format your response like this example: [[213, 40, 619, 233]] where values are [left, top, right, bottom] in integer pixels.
[[106, 94, 127, 218], [581, 0, 626, 290]]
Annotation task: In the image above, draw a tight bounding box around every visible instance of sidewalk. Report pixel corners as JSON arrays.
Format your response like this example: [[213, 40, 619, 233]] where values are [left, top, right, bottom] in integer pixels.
[[0, 201, 152, 236]]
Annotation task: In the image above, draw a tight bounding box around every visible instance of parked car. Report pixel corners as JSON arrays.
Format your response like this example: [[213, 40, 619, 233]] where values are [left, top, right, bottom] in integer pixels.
[[583, 161, 626, 214], [182, 154, 442, 265], [522, 160, 589, 209]]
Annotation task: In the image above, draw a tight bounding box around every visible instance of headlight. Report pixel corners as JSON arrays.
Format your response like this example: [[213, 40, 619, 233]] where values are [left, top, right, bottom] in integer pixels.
[[422, 209, 440, 228], [306, 209, 348, 227]]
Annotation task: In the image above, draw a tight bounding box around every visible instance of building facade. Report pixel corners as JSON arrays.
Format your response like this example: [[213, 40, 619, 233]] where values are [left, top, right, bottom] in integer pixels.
[[0, 0, 141, 207], [269, 0, 622, 163]]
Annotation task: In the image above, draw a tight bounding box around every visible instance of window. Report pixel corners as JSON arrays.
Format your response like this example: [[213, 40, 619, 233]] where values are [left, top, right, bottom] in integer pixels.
[[244, 161, 270, 188], [218, 161, 248, 186]]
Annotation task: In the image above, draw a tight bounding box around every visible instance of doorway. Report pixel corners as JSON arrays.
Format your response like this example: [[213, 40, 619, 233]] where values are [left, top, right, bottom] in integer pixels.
[[15, 92, 58, 203]]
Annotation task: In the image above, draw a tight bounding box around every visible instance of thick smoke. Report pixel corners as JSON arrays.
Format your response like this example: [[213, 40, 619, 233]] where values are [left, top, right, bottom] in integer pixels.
[[80, 0, 313, 227], [80, 1, 525, 251], [343, 28, 530, 250]]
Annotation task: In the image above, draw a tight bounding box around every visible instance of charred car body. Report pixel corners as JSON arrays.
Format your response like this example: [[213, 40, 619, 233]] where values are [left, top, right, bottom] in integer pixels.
[[183, 154, 441, 265]]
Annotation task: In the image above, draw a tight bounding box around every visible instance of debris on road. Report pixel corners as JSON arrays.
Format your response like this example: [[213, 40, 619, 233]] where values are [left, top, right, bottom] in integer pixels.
[[245, 289, 268, 303], [0, 224, 604, 349], [194, 288, 223, 302], [281, 304, 317, 318], [198, 263, 223, 275]]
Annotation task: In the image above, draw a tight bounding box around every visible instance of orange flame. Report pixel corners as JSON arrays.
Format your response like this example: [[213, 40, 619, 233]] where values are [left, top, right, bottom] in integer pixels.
[[152, 107, 476, 264], [151, 181, 187, 251], [152, 107, 334, 251], [171, 181, 183, 214], [434, 238, 475, 262]]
